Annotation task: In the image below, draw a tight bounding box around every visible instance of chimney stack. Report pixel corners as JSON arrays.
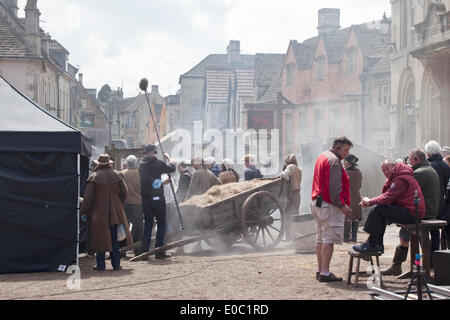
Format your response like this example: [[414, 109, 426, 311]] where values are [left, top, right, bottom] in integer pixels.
[[151, 85, 159, 93], [317, 8, 340, 35], [227, 40, 241, 64], [78, 73, 83, 86], [24, 0, 41, 55]]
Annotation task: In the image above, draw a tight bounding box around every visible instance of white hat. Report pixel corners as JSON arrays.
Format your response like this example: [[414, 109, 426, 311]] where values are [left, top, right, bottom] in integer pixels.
[[204, 157, 215, 166], [222, 158, 234, 170]]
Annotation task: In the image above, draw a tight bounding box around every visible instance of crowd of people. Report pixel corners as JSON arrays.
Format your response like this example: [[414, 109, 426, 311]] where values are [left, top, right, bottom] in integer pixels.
[[80, 145, 303, 271], [311, 137, 450, 283], [80, 137, 449, 276]]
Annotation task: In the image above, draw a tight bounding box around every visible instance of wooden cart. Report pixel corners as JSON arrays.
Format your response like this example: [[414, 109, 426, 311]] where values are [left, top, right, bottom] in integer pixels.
[[130, 178, 288, 262]]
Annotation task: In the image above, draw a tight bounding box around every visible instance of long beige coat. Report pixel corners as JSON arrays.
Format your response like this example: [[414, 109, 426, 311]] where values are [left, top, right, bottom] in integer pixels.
[[81, 166, 132, 254], [185, 167, 221, 200]]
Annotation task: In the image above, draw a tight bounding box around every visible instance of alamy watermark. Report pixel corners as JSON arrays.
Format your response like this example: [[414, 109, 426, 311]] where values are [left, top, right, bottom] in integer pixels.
[[168, 122, 281, 175]]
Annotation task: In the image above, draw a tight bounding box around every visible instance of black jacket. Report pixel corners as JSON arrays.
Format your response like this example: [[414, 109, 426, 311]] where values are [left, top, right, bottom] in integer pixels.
[[139, 155, 176, 198], [176, 169, 192, 202], [244, 165, 263, 181], [428, 154, 450, 216]]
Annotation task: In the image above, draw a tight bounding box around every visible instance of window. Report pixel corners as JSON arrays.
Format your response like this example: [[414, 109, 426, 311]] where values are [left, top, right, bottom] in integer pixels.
[[192, 105, 201, 121], [125, 114, 133, 128], [314, 109, 322, 137], [383, 86, 388, 106], [347, 48, 358, 75], [409, 0, 415, 46], [315, 56, 325, 81], [81, 114, 95, 127], [330, 108, 339, 137], [375, 137, 386, 155], [298, 111, 307, 143], [126, 136, 134, 148], [286, 63, 295, 86], [345, 105, 356, 139], [285, 110, 293, 153]]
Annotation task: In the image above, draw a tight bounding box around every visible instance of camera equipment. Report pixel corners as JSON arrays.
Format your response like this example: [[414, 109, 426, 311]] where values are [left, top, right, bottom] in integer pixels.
[[315, 195, 323, 208], [139, 78, 185, 230], [403, 156, 409, 165], [404, 190, 432, 300]]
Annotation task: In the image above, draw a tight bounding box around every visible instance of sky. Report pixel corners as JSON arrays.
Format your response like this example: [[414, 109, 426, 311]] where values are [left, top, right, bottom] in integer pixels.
[[17, 0, 392, 98]]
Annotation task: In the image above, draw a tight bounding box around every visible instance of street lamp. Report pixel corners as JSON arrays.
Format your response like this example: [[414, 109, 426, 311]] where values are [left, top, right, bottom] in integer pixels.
[[380, 12, 390, 35]]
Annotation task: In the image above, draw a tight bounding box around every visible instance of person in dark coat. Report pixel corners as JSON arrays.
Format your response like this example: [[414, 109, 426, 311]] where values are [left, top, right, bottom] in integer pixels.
[[243, 155, 263, 181], [176, 161, 192, 202], [382, 148, 441, 276], [424, 140, 450, 251], [81, 153, 132, 271], [343, 154, 362, 243], [139, 144, 176, 259]]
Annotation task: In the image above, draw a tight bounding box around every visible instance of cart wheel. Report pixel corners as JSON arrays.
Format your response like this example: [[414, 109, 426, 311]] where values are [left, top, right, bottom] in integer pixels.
[[241, 191, 286, 250]]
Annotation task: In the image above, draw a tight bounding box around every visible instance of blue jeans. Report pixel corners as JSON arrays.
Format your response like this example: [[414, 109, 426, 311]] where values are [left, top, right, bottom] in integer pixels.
[[96, 226, 120, 270], [141, 196, 167, 252]]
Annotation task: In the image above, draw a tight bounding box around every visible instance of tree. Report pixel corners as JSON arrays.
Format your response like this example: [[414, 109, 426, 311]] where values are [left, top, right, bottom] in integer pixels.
[[98, 84, 112, 103]]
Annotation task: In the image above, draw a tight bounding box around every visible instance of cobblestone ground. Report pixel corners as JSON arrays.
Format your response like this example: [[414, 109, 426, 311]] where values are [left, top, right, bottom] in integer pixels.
[[0, 225, 416, 300]]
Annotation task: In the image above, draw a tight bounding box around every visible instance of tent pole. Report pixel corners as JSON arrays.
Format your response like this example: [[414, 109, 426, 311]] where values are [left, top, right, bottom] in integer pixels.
[[76, 154, 80, 269]]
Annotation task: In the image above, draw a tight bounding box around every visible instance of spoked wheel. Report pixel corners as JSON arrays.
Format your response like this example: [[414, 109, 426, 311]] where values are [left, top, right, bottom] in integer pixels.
[[241, 191, 285, 250]]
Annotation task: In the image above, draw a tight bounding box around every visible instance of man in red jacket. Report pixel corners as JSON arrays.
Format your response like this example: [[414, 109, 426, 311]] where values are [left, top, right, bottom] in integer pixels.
[[311, 137, 353, 282], [354, 159, 426, 254]]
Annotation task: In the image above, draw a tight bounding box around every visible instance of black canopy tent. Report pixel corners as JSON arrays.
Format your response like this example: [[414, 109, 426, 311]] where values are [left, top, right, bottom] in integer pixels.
[[0, 75, 88, 274]]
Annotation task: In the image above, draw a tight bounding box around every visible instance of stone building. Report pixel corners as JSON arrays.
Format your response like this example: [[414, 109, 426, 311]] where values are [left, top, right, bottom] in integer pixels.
[[0, 0, 79, 124], [118, 85, 166, 148], [178, 40, 284, 135], [245, 9, 392, 160], [389, 0, 450, 157], [74, 73, 109, 153]]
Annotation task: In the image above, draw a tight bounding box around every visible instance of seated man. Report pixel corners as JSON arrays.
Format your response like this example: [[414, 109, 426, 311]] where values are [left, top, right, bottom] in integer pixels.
[[353, 159, 425, 254], [382, 148, 440, 275]]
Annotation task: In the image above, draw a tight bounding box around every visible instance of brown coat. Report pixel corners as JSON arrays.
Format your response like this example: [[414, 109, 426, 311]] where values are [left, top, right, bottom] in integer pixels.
[[120, 168, 142, 205], [219, 169, 239, 184], [186, 167, 221, 200], [81, 166, 132, 254], [346, 167, 362, 221]]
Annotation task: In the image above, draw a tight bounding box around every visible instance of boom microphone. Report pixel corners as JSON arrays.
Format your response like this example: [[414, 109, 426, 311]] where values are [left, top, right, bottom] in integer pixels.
[[139, 78, 149, 92]]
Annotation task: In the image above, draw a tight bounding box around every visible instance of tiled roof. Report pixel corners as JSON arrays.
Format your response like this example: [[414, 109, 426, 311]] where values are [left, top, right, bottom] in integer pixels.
[[254, 53, 285, 87], [206, 69, 234, 104], [0, 21, 39, 58], [257, 75, 281, 104], [236, 68, 255, 98], [291, 22, 391, 71], [180, 54, 255, 80]]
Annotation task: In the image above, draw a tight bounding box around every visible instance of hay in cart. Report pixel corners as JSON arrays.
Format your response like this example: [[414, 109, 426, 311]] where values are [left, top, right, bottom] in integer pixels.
[[181, 179, 273, 207]]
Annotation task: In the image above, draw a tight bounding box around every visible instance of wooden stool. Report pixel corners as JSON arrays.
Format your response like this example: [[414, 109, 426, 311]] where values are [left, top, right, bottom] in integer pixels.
[[347, 249, 383, 287], [396, 219, 448, 280]]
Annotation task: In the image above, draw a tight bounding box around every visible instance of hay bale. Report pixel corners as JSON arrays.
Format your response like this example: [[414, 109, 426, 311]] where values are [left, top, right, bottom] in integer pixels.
[[182, 179, 272, 207]]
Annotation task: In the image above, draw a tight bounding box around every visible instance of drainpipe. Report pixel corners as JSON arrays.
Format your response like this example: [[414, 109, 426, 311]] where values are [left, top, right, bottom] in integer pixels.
[[56, 72, 62, 119]]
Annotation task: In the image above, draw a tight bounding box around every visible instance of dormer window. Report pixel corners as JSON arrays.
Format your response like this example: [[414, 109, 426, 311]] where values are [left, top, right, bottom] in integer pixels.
[[347, 47, 358, 75], [315, 56, 325, 81], [286, 63, 295, 86]]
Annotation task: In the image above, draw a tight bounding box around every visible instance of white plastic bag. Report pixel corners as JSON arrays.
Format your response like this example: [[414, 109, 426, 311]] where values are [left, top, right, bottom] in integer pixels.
[[117, 224, 126, 242]]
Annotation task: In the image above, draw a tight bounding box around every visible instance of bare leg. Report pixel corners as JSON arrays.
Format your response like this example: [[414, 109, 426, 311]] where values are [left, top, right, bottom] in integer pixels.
[[316, 243, 322, 274], [320, 243, 334, 274]]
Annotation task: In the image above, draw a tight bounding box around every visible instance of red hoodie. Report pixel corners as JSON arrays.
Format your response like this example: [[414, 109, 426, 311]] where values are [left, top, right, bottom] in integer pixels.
[[368, 163, 425, 218]]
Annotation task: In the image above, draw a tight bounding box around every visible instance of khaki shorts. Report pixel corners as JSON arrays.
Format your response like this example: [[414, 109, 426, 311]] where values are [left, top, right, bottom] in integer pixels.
[[311, 200, 346, 244]]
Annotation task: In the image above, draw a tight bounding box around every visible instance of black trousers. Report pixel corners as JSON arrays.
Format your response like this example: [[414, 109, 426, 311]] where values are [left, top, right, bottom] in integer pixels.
[[124, 204, 143, 243], [364, 205, 416, 245]]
